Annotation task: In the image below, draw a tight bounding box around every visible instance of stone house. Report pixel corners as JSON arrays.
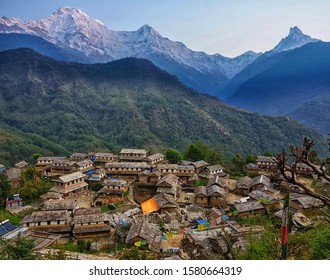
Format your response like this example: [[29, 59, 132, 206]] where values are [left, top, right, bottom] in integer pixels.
[[119, 149, 148, 161], [5, 167, 22, 191], [156, 174, 181, 200], [20, 210, 72, 236], [252, 175, 271, 192], [153, 192, 179, 214], [244, 163, 259, 177], [248, 190, 282, 211], [105, 162, 149, 179], [35, 156, 66, 172], [236, 176, 254, 195], [72, 159, 94, 173], [208, 184, 228, 206], [72, 211, 112, 238], [42, 199, 78, 214], [233, 202, 266, 219], [69, 152, 88, 161], [194, 186, 208, 206], [51, 172, 88, 197], [125, 221, 162, 246], [95, 179, 129, 205], [256, 156, 277, 172], [145, 153, 165, 166], [92, 152, 114, 165], [190, 160, 209, 174]]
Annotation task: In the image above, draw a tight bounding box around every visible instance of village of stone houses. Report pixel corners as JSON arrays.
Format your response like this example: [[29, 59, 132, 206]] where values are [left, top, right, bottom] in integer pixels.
[[0, 148, 327, 260]]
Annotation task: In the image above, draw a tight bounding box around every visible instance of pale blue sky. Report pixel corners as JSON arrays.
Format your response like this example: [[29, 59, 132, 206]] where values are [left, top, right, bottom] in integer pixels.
[[1, 0, 329, 57]]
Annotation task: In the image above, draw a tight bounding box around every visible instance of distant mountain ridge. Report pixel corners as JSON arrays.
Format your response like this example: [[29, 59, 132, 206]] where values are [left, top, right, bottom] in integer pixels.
[[224, 41, 330, 135], [0, 48, 326, 163], [1, 7, 320, 96]]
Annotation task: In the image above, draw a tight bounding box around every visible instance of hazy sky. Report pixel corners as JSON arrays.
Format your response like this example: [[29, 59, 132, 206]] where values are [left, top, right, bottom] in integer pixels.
[[1, 0, 330, 57]]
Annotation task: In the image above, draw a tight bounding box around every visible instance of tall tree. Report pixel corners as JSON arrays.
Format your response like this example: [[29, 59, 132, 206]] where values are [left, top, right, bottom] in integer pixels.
[[165, 148, 183, 164], [274, 137, 330, 206]]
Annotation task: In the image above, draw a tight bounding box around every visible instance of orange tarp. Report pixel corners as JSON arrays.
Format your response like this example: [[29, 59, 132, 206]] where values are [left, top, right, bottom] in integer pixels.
[[141, 197, 159, 214]]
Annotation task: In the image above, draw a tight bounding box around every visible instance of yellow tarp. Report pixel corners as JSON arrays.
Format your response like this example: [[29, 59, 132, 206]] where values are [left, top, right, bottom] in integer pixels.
[[141, 197, 159, 214]]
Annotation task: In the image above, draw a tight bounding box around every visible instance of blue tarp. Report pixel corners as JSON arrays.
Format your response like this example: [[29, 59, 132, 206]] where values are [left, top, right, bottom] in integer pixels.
[[86, 169, 95, 175], [119, 219, 127, 227], [196, 219, 209, 224]]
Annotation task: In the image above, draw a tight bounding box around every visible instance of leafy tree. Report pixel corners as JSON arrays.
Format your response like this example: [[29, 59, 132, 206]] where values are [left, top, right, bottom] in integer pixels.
[[245, 154, 257, 164], [0, 236, 38, 260], [310, 225, 330, 259], [19, 167, 52, 201], [0, 173, 11, 201], [165, 148, 183, 164], [184, 143, 205, 162], [184, 142, 226, 164], [32, 153, 42, 161]]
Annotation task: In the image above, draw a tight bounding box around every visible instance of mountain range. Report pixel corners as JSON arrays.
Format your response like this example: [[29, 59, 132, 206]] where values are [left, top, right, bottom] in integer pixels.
[[224, 41, 330, 135], [0, 48, 326, 165], [0, 7, 319, 97]]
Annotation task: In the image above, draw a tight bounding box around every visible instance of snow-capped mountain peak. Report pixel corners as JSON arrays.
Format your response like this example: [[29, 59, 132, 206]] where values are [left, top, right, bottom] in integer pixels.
[[272, 26, 320, 53]]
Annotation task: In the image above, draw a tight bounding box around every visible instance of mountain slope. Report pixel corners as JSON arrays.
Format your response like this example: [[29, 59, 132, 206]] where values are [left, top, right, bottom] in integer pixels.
[[0, 48, 327, 159], [0, 33, 89, 62], [271, 26, 320, 53], [224, 42, 330, 134], [0, 7, 261, 96]]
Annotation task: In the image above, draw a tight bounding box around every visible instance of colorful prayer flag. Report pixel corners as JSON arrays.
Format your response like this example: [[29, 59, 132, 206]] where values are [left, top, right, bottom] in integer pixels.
[[222, 215, 229, 220], [262, 196, 269, 203], [233, 210, 239, 216], [210, 219, 217, 227], [161, 235, 167, 241], [167, 233, 173, 239], [257, 199, 263, 204], [198, 224, 205, 230], [134, 241, 141, 247], [141, 240, 147, 246]]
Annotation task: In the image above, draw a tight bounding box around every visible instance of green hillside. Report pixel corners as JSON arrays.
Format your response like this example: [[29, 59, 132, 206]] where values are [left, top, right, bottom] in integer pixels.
[[0, 48, 327, 164]]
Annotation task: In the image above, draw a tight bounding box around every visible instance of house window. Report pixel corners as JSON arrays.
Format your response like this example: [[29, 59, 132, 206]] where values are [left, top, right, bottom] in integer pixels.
[[57, 221, 60, 224], [47, 221, 51, 225]]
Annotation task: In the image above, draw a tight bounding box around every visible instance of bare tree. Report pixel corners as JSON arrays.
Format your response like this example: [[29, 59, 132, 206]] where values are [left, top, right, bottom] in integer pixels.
[[274, 136, 330, 207]]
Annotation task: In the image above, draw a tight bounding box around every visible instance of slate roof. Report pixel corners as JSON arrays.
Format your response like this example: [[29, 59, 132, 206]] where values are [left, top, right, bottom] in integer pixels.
[[72, 213, 111, 224], [20, 210, 70, 223], [156, 174, 179, 188], [43, 199, 77, 211], [14, 161, 29, 168], [256, 156, 276, 163], [234, 202, 265, 213], [191, 160, 209, 168], [53, 172, 86, 183], [106, 162, 149, 169], [153, 192, 178, 208], [147, 153, 165, 161], [248, 190, 275, 202], [120, 149, 148, 155], [207, 164, 224, 172], [125, 221, 161, 244]]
